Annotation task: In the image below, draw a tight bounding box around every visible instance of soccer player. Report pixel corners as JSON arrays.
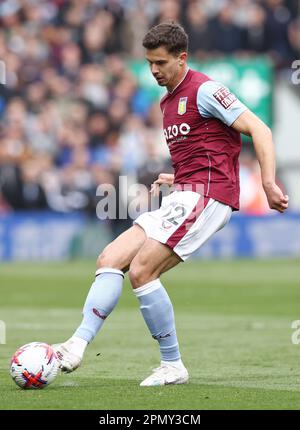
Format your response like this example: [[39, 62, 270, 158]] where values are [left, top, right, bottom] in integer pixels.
[[55, 22, 289, 386]]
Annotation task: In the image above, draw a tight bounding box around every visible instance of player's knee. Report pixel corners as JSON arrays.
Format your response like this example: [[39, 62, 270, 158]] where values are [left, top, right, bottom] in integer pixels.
[[96, 245, 127, 271], [128, 264, 151, 289], [96, 246, 115, 269], [128, 266, 143, 288], [96, 251, 108, 269]]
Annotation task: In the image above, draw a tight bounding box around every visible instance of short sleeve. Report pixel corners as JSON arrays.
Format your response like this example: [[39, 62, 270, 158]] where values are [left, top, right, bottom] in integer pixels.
[[197, 81, 248, 126]]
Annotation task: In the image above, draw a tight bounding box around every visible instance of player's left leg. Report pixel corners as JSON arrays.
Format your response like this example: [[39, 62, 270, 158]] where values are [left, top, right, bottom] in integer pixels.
[[128, 239, 189, 386], [129, 195, 232, 386]]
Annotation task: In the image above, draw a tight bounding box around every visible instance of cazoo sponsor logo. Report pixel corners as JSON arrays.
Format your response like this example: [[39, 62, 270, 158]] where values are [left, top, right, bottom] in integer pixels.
[[164, 123, 191, 140]]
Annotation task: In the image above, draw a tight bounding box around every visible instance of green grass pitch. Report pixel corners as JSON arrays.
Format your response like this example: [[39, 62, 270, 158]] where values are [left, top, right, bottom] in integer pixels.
[[1, 259, 300, 410]]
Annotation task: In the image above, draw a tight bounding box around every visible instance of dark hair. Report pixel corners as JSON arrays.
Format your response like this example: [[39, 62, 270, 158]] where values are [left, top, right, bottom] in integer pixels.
[[142, 22, 188, 56]]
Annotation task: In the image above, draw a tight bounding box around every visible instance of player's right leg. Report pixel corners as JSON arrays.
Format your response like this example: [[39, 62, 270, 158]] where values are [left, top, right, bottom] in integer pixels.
[[54, 225, 146, 373]]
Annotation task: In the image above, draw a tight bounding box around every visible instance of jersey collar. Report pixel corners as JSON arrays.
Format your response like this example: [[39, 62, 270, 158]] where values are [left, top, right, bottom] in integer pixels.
[[168, 67, 190, 94]]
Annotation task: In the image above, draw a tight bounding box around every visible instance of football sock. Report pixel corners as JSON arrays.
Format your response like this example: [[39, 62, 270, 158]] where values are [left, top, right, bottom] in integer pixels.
[[74, 268, 124, 343], [134, 279, 181, 362]]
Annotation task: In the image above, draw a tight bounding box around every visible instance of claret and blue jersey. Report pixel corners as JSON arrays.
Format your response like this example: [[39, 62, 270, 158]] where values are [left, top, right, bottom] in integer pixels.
[[160, 68, 248, 210]]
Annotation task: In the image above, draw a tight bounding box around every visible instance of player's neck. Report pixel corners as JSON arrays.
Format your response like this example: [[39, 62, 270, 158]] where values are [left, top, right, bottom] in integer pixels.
[[167, 66, 189, 94]]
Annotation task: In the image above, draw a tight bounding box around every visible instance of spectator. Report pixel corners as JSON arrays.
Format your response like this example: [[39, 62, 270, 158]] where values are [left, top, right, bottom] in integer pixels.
[[183, 1, 214, 57], [211, 2, 245, 54], [0, 0, 296, 221], [264, 0, 293, 66]]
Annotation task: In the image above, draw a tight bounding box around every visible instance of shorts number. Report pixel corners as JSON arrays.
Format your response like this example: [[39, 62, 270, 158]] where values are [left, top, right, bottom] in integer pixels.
[[162, 204, 187, 226]]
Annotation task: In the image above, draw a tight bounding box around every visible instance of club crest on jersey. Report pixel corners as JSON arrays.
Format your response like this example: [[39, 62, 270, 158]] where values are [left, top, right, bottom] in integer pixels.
[[178, 97, 188, 115]]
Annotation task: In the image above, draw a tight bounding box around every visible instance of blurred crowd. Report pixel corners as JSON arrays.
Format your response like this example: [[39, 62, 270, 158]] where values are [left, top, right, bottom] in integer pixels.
[[0, 0, 299, 220]]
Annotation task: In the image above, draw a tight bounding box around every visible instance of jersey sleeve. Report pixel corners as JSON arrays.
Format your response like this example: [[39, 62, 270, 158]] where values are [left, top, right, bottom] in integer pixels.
[[197, 81, 248, 126]]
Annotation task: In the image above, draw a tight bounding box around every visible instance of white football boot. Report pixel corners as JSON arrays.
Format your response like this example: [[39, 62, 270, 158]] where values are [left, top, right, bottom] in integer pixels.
[[140, 362, 189, 387], [52, 337, 86, 373]]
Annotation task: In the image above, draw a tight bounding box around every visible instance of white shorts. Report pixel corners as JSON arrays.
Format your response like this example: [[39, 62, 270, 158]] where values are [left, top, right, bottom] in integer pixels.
[[134, 191, 232, 261]]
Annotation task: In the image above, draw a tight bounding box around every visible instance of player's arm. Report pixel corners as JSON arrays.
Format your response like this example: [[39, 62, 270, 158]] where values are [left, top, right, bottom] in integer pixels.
[[231, 110, 289, 213], [197, 81, 288, 213]]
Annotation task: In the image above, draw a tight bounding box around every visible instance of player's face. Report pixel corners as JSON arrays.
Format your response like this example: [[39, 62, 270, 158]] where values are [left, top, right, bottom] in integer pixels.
[[145, 46, 187, 91]]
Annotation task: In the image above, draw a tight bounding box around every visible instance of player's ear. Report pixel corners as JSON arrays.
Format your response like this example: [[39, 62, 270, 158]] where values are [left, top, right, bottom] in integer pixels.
[[178, 52, 187, 65]]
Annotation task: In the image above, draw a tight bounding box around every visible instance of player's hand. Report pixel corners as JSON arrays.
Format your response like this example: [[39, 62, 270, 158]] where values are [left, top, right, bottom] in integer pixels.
[[150, 173, 174, 197], [263, 183, 289, 213]]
